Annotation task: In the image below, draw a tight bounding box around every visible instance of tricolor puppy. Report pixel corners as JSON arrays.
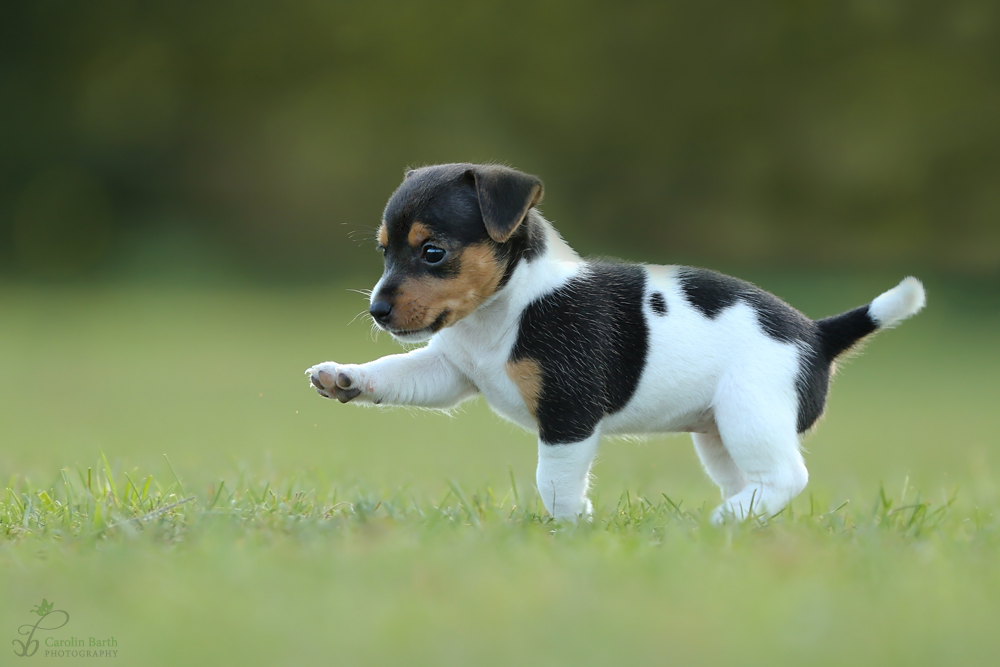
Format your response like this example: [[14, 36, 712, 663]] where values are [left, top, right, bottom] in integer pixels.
[[306, 163, 926, 523]]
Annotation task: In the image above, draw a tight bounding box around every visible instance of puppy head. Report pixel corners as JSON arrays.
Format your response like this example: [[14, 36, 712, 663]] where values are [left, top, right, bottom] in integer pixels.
[[369, 163, 544, 342]]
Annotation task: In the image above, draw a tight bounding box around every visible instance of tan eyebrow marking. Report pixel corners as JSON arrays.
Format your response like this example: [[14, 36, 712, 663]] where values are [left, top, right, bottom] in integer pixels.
[[377, 223, 388, 247], [408, 221, 431, 248]]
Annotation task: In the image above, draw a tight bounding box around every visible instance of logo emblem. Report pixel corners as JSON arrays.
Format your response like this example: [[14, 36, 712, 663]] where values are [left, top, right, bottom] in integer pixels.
[[29, 600, 53, 617], [13, 599, 70, 658]]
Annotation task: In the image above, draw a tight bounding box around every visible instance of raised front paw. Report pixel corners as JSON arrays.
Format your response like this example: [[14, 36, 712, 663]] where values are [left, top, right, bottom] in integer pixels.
[[305, 362, 363, 403]]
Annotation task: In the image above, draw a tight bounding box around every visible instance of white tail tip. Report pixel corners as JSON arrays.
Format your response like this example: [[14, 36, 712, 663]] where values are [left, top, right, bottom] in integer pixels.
[[869, 276, 926, 328]]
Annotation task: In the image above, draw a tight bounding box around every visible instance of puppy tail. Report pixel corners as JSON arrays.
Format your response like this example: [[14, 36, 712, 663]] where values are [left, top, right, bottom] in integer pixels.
[[816, 277, 926, 362]]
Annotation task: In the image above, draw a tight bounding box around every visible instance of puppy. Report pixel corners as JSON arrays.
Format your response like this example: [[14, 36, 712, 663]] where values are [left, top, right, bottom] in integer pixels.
[[306, 163, 925, 523]]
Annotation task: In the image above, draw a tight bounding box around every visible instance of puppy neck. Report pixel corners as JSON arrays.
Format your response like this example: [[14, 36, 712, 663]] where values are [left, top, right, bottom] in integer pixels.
[[450, 214, 581, 341], [535, 213, 580, 265]]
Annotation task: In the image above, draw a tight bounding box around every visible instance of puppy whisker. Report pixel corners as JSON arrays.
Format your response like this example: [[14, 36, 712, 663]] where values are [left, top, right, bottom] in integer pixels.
[[343, 223, 383, 247], [347, 309, 373, 327]]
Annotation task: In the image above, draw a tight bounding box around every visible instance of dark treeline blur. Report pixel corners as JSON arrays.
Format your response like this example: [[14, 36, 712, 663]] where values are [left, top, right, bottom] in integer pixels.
[[2, 1, 998, 280]]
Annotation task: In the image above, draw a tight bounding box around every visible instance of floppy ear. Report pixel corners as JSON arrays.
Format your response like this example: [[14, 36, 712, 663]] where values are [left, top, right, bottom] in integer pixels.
[[469, 165, 544, 243]]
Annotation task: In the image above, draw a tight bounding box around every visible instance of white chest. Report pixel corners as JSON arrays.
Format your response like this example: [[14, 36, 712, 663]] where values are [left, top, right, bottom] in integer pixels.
[[439, 330, 538, 432]]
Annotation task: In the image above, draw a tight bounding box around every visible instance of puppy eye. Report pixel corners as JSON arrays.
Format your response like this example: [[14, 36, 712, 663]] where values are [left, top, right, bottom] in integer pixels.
[[421, 244, 446, 264], [376, 244, 386, 255]]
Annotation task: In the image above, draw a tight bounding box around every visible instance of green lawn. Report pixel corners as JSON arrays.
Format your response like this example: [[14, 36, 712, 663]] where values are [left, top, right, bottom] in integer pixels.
[[1, 274, 998, 666]]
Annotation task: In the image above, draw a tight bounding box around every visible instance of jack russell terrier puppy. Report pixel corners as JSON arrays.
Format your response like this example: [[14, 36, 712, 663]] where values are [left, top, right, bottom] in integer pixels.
[[306, 163, 925, 523]]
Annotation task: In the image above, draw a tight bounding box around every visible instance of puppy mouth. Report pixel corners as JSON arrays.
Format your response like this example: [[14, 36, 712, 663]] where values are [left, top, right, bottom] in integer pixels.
[[381, 310, 450, 340]]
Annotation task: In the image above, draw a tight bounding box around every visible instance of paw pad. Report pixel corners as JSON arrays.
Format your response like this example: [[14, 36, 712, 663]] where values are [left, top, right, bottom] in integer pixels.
[[307, 366, 362, 403]]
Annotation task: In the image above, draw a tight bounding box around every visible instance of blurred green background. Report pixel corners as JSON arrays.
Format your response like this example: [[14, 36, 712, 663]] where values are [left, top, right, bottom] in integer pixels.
[[2, 0, 999, 280]]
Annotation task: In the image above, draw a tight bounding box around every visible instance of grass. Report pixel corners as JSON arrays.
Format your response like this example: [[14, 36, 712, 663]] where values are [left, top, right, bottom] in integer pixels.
[[3, 463, 999, 665], [4, 459, 1000, 666], [1, 273, 998, 665]]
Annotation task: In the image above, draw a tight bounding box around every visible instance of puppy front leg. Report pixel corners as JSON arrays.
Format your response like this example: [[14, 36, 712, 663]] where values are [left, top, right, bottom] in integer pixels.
[[536, 432, 600, 521], [306, 341, 476, 409]]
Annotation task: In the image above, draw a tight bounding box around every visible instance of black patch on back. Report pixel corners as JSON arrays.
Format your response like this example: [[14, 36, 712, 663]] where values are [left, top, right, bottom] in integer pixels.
[[677, 269, 741, 319], [510, 262, 649, 444], [649, 291, 667, 316], [677, 267, 837, 433], [677, 268, 816, 342]]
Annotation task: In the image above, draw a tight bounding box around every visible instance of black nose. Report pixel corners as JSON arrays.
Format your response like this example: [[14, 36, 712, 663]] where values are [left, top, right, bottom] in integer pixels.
[[369, 300, 393, 324]]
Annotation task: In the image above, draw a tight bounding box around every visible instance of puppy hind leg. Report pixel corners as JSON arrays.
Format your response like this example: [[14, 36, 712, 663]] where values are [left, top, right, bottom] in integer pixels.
[[536, 432, 600, 521], [692, 426, 747, 500], [711, 391, 808, 524], [712, 430, 807, 523]]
